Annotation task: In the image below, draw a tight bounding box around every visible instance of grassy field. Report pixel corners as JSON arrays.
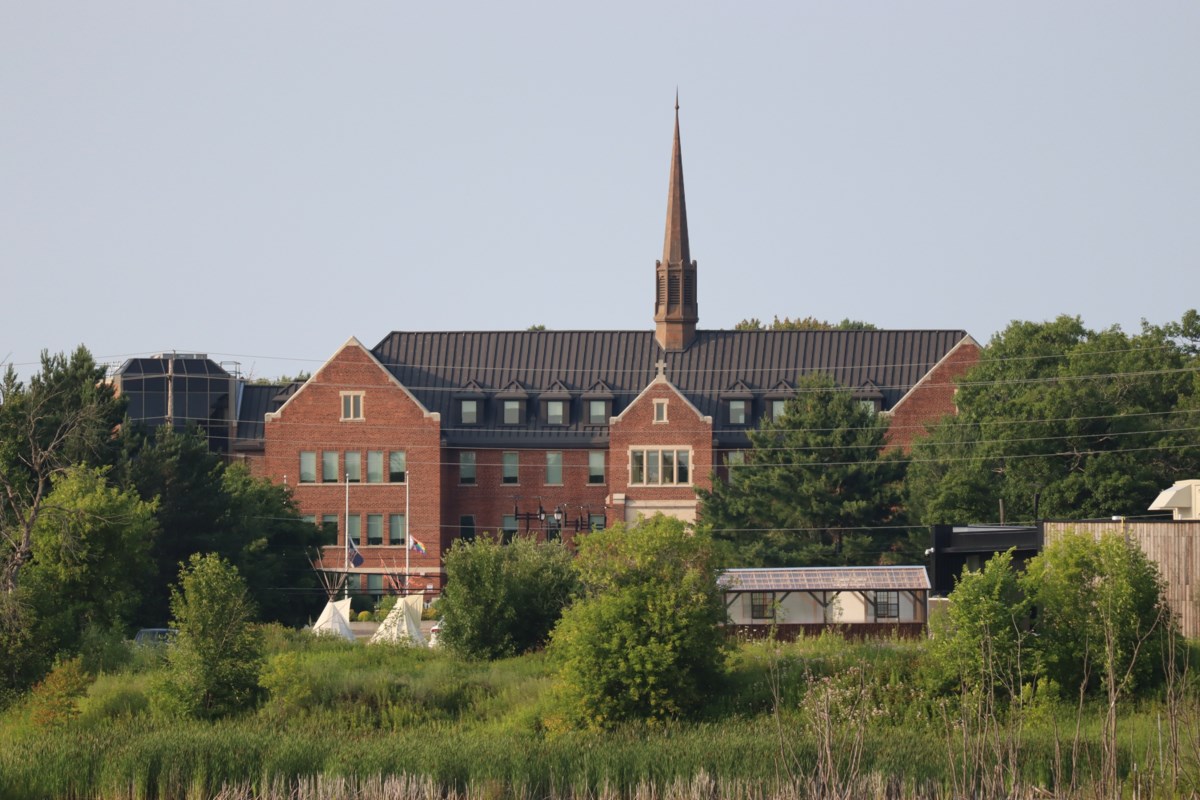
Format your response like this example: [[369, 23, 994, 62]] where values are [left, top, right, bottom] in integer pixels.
[[3, 629, 1200, 799]]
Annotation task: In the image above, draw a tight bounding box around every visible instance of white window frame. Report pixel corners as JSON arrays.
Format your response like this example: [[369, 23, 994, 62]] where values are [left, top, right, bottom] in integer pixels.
[[627, 446, 692, 486], [653, 399, 668, 424], [340, 392, 364, 421]]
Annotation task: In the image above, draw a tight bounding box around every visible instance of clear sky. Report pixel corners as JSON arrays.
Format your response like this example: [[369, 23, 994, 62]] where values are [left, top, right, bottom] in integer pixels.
[[2, 2, 1198, 381]]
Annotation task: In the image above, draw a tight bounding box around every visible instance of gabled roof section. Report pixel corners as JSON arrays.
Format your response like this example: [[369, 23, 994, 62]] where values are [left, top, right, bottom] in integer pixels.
[[496, 380, 529, 399], [267, 337, 435, 421], [766, 379, 795, 398], [854, 379, 884, 400], [371, 329, 971, 446], [724, 379, 754, 398], [612, 373, 711, 425], [541, 380, 572, 400], [583, 380, 614, 399], [455, 379, 487, 398]]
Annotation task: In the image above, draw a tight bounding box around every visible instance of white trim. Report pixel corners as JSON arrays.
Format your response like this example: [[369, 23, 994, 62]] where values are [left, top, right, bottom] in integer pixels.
[[627, 445, 695, 487], [266, 337, 440, 422], [887, 335, 979, 415], [611, 374, 712, 425]]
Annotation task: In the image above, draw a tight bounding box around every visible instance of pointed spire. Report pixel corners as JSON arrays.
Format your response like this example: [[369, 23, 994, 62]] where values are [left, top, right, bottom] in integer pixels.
[[654, 94, 698, 351], [661, 93, 690, 268]]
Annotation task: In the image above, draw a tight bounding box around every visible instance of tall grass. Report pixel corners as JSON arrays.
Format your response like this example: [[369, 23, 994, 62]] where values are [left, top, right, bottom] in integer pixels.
[[4, 633, 1200, 798]]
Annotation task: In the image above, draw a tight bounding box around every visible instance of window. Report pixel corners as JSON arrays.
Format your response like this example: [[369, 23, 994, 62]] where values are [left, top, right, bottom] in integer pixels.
[[875, 591, 900, 620], [461, 399, 478, 425], [750, 592, 775, 621], [726, 450, 745, 467], [589, 513, 606, 531], [589, 400, 608, 425], [653, 399, 668, 423], [860, 400, 878, 415], [588, 451, 605, 484], [771, 399, 787, 420], [367, 514, 384, 546], [628, 448, 691, 485], [321, 515, 338, 543], [322, 451, 338, 483], [459, 451, 476, 485], [389, 451, 406, 483], [347, 514, 361, 546], [503, 400, 521, 425], [729, 400, 747, 425], [546, 400, 566, 425], [367, 451, 384, 483], [341, 392, 364, 420], [299, 451, 316, 483], [502, 452, 519, 484], [460, 515, 476, 543], [367, 573, 383, 596], [301, 515, 316, 525], [546, 451, 563, 485], [389, 514, 406, 546], [344, 451, 361, 483], [501, 514, 518, 544]]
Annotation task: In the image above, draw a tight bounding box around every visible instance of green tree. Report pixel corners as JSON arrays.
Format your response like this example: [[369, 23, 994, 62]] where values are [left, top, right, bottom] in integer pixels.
[[1020, 531, 1170, 697], [151, 553, 261, 719], [907, 313, 1200, 525], [24, 466, 157, 657], [440, 534, 578, 660], [1, 347, 125, 594], [929, 549, 1030, 695], [119, 427, 322, 627], [734, 316, 877, 331], [549, 515, 727, 727], [697, 372, 907, 566]]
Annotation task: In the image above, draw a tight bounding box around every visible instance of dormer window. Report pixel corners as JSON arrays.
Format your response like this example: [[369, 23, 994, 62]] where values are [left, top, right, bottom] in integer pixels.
[[771, 399, 787, 420], [589, 400, 609, 424], [461, 399, 478, 425], [584, 380, 614, 426], [547, 400, 566, 425], [503, 399, 522, 425], [497, 381, 529, 426], [729, 400, 747, 425]]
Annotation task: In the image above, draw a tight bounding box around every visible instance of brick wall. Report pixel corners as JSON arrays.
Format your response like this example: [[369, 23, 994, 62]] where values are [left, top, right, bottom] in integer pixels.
[[262, 340, 445, 588], [609, 379, 714, 525], [885, 338, 980, 451]]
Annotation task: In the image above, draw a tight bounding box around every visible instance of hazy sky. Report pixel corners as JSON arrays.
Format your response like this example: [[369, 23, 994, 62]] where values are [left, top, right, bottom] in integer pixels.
[[3, 2, 1198, 381]]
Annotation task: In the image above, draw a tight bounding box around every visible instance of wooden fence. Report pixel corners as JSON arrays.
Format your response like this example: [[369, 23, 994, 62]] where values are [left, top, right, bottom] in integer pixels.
[[1043, 520, 1200, 638]]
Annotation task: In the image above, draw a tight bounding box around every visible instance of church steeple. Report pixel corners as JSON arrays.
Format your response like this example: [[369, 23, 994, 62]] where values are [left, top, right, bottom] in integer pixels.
[[654, 93, 699, 351]]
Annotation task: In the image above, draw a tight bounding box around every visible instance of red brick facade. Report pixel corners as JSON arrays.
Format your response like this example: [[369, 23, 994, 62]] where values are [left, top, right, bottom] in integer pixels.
[[263, 339, 444, 593], [884, 337, 981, 451]]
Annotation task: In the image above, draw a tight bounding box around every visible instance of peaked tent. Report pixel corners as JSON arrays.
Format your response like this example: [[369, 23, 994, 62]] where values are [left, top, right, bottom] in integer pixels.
[[311, 597, 355, 641], [370, 595, 426, 646]]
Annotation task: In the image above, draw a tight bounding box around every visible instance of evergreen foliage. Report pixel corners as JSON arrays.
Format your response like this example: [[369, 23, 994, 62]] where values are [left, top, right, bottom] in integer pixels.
[[549, 515, 728, 727], [440, 534, 577, 660], [697, 372, 908, 566]]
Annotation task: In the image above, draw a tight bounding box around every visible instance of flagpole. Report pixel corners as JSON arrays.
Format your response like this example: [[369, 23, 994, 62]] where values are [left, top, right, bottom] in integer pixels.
[[404, 472, 411, 596], [343, 470, 350, 599]]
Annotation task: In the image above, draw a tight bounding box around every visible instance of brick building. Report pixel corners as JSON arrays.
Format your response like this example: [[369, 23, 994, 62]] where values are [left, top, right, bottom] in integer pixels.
[[260, 104, 980, 596]]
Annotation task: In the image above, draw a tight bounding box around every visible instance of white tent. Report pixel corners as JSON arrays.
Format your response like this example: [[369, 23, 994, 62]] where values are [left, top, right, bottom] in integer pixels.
[[370, 594, 426, 646], [311, 597, 355, 641]]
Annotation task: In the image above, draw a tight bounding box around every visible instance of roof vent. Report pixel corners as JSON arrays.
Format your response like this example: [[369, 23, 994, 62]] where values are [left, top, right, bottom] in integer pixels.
[[1149, 480, 1200, 520]]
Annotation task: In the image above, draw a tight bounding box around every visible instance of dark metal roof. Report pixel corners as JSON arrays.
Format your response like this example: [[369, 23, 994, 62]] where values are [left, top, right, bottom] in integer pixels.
[[115, 355, 231, 378], [371, 329, 969, 448], [235, 383, 296, 443], [719, 566, 931, 592]]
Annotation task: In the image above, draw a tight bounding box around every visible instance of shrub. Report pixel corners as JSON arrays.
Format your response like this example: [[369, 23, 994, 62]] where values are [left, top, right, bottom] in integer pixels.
[[27, 657, 92, 728], [441, 535, 578, 660], [150, 553, 262, 719], [550, 515, 728, 727]]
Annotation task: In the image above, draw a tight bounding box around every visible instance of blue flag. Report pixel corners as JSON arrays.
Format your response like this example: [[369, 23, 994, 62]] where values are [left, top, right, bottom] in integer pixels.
[[348, 537, 365, 568]]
